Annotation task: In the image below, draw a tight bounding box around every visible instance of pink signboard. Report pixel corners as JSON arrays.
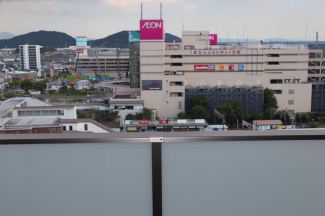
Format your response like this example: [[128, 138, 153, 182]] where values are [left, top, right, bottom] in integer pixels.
[[209, 34, 218, 45], [140, 20, 164, 40], [229, 65, 235, 70]]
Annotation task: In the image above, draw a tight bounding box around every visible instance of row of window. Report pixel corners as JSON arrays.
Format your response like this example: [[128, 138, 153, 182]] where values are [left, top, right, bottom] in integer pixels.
[[63, 124, 88, 131], [270, 79, 301, 84], [272, 89, 295, 94], [18, 110, 65, 117]]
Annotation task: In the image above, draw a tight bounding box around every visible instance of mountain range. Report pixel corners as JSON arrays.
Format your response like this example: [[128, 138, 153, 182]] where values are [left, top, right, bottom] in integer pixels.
[[0, 32, 15, 40], [0, 31, 181, 49], [0, 30, 321, 49]]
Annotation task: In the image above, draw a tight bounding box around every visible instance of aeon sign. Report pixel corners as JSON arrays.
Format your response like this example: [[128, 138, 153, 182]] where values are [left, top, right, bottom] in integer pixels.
[[142, 80, 163, 90], [140, 20, 164, 40], [209, 34, 218, 45]]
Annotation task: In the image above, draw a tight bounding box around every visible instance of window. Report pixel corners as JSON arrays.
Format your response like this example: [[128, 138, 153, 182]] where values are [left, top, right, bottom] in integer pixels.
[[289, 89, 295, 94], [171, 63, 183, 66], [63, 126, 66, 131], [268, 62, 280, 65], [69, 126, 73, 131], [270, 79, 283, 84], [178, 101, 182, 109], [84, 124, 88, 131], [170, 92, 183, 97], [170, 82, 183, 86], [268, 54, 280, 57], [288, 100, 294, 105], [171, 55, 183, 58], [272, 90, 282, 94]]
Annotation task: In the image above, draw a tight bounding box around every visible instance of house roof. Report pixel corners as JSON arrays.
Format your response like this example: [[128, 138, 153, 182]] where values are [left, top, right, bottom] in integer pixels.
[[14, 106, 75, 110], [252, 120, 283, 126], [45, 53, 70, 60], [115, 88, 140, 96], [58, 119, 115, 133]]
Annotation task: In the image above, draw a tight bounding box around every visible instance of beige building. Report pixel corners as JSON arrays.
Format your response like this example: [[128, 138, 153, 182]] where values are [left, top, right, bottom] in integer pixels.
[[140, 30, 313, 119]]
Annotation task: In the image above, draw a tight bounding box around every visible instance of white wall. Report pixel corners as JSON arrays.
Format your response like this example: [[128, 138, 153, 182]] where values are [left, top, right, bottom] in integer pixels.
[[62, 122, 110, 133]]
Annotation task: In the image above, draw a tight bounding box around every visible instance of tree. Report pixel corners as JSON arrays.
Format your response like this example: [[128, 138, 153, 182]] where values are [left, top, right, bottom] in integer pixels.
[[217, 101, 243, 125], [177, 112, 190, 119], [105, 110, 120, 122], [20, 79, 33, 93], [274, 110, 290, 125], [190, 105, 210, 120], [142, 107, 153, 120], [4, 92, 15, 99], [189, 95, 209, 110], [77, 112, 88, 119], [9, 80, 20, 88], [264, 88, 278, 111], [34, 81, 47, 93]]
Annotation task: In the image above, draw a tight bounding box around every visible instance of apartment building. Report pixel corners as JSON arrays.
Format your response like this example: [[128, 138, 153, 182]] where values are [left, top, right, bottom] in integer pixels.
[[19, 45, 42, 76], [77, 56, 129, 79], [138, 19, 313, 119]]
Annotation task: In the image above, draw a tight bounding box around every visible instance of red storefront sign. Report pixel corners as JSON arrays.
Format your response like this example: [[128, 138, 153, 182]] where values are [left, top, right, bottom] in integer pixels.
[[76, 49, 83, 53], [159, 120, 169, 124], [194, 65, 215, 71], [229, 65, 235, 70], [139, 120, 149, 124]]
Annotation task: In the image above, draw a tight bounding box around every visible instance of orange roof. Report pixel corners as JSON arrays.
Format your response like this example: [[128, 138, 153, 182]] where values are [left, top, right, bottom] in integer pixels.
[[252, 120, 283, 126]]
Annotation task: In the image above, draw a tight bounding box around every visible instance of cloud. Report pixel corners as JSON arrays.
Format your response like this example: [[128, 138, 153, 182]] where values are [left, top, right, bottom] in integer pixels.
[[103, 0, 181, 8], [0, 0, 52, 10], [184, 2, 197, 13]]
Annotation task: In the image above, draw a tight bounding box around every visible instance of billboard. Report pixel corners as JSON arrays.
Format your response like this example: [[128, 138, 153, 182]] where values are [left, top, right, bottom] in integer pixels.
[[209, 34, 218, 45], [194, 65, 215, 71], [76, 49, 84, 54], [142, 80, 162, 90], [229, 65, 235, 70], [140, 20, 164, 40], [129, 31, 140, 42], [139, 120, 149, 124], [76, 36, 87, 47]]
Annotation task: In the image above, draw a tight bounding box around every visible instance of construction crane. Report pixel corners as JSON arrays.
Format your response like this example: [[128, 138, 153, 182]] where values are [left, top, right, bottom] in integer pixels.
[[214, 109, 226, 131]]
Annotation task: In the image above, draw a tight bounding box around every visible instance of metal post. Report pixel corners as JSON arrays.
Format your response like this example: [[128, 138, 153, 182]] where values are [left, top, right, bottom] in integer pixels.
[[237, 119, 238, 130], [151, 141, 162, 216]]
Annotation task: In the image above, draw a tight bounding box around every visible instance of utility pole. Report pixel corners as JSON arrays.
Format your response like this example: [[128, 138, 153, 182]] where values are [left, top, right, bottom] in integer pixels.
[[214, 109, 226, 131]]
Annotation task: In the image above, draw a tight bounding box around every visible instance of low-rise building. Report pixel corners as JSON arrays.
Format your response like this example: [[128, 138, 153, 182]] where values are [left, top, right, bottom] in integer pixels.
[[8, 71, 36, 82], [0, 72, 12, 91]]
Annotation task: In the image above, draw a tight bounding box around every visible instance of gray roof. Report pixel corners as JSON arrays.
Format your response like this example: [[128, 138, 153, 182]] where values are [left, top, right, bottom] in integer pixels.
[[6, 118, 60, 126], [45, 53, 70, 60], [0, 99, 24, 116]]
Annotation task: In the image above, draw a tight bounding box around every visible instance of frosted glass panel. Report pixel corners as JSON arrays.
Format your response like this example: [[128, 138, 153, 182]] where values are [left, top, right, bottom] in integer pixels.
[[0, 143, 152, 216], [162, 141, 325, 216]]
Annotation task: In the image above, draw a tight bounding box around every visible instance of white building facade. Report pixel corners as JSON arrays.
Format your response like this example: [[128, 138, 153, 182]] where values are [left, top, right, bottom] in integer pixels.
[[19, 45, 42, 77]]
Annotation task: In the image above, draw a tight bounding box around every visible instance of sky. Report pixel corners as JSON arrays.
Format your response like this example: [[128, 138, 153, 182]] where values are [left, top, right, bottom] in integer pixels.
[[0, 0, 324, 41]]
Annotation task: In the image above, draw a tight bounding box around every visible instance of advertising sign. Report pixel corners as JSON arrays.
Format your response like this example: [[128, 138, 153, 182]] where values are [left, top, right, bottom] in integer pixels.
[[219, 65, 225, 70], [76, 36, 87, 47], [76, 49, 84, 54], [209, 34, 218, 45], [159, 120, 169, 124], [129, 31, 140, 42], [139, 120, 149, 124], [238, 64, 245, 70], [140, 19, 164, 40], [177, 120, 187, 124], [194, 65, 215, 71], [229, 65, 235, 70], [142, 80, 162, 90]]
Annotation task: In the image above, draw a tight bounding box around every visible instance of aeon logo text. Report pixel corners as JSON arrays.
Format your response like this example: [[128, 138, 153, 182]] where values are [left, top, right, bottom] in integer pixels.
[[142, 22, 162, 29], [144, 81, 161, 90]]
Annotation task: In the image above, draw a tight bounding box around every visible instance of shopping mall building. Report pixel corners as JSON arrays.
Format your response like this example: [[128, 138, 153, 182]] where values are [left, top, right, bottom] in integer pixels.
[[131, 19, 325, 119]]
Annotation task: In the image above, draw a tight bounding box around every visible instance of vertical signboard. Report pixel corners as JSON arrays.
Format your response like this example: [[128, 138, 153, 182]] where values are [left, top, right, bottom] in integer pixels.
[[129, 31, 140, 42], [209, 34, 218, 45], [140, 20, 164, 40]]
